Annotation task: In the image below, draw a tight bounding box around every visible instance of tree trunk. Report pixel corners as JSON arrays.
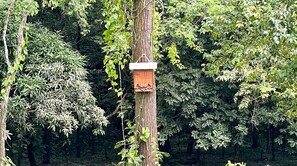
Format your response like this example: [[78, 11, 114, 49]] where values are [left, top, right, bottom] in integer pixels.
[[251, 127, 259, 148], [133, 0, 157, 165], [91, 134, 95, 155], [221, 147, 225, 159], [266, 124, 271, 160], [76, 129, 81, 158], [195, 149, 201, 162], [234, 144, 241, 162], [187, 138, 195, 154], [0, 86, 11, 165], [17, 144, 22, 166], [271, 125, 275, 161], [76, 24, 81, 51], [42, 129, 51, 164], [27, 141, 37, 166]]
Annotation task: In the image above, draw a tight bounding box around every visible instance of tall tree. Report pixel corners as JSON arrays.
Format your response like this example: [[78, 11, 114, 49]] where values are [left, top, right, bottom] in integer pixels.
[[133, 0, 158, 165], [0, 1, 38, 163]]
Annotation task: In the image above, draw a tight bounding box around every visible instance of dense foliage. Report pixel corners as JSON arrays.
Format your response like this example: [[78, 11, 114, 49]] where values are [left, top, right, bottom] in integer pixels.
[[200, 0, 297, 116], [8, 24, 107, 137]]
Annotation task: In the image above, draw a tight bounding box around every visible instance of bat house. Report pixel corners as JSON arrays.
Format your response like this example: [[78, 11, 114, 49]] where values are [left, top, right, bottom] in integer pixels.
[[129, 62, 157, 92]]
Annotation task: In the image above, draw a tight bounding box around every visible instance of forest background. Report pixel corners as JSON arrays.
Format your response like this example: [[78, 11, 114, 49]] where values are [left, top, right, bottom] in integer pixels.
[[0, 0, 296, 166]]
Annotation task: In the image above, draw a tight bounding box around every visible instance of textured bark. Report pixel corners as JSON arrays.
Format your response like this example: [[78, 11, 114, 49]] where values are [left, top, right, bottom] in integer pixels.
[[133, 0, 158, 165], [0, 2, 14, 163], [0, 89, 9, 164]]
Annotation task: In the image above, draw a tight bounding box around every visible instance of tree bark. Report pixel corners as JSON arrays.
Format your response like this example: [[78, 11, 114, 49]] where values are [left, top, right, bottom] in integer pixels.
[[0, 2, 14, 164], [0, 88, 10, 164], [133, 0, 158, 165]]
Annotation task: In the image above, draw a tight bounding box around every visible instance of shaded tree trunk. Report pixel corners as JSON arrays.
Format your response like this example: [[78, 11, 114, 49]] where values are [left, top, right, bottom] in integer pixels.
[[266, 124, 271, 161], [270, 125, 276, 161], [42, 129, 51, 164], [91, 134, 95, 155], [17, 144, 22, 166], [187, 138, 195, 154], [133, 0, 157, 165], [221, 147, 225, 159], [76, 24, 81, 51], [27, 141, 36, 166], [76, 129, 81, 158], [195, 149, 201, 162], [0, 90, 9, 165], [251, 127, 259, 148], [234, 144, 241, 162]]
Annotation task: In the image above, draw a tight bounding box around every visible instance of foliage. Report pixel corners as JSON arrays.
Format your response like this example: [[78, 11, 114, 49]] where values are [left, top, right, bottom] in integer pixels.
[[102, 0, 133, 92], [115, 120, 144, 166], [156, 0, 204, 54], [152, 138, 170, 166], [42, 0, 96, 35], [0, 0, 38, 99], [115, 120, 169, 166], [226, 160, 246, 166], [2, 156, 15, 166], [200, 0, 297, 115], [157, 62, 251, 150], [7, 24, 108, 138]]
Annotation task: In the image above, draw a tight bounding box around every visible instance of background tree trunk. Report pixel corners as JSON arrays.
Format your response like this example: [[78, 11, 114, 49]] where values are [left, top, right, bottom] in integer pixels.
[[76, 129, 81, 158], [42, 129, 51, 164], [27, 141, 37, 166], [133, 0, 158, 165], [187, 138, 195, 154], [0, 85, 11, 165]]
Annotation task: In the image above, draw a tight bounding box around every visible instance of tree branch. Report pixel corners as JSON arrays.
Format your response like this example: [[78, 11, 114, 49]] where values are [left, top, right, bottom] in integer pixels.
[[2, 1, 15, 68], [14, 11, 29, 65], [106, 93, 127, 119]]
